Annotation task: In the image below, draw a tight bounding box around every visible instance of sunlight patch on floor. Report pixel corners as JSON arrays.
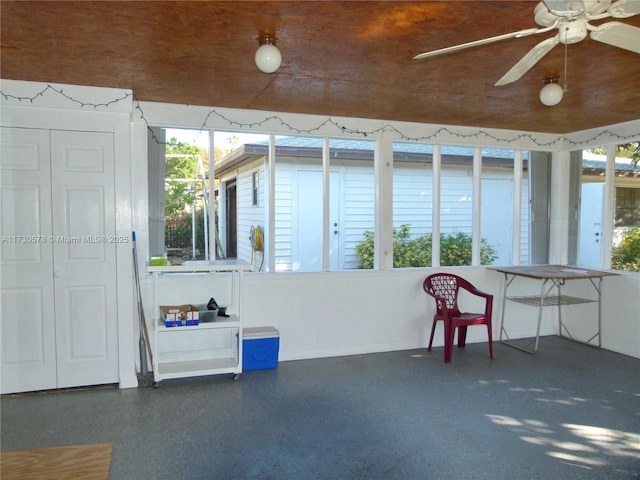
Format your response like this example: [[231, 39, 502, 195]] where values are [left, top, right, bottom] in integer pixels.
[[486, 414, 640, 471]]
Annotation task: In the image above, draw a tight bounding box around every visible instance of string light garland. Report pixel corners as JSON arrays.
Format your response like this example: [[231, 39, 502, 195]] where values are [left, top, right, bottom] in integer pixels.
[[1, 84, 637, 148], [148, 105, 639, 149], [0, 83, 131, 109]]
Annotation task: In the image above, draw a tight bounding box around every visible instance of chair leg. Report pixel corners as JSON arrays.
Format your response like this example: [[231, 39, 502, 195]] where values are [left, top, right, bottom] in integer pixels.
[[427, 319, 437, 351], [487, 324, 494, 359], [444, 322, 454, 363], [457, 326, 467, 348]]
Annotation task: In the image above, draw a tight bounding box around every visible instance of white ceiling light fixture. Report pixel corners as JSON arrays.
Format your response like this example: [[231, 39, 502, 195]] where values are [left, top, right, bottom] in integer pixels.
[[540, 76, 564, 106], [255, 33, 281, 74], [540, 24, 569, 107]]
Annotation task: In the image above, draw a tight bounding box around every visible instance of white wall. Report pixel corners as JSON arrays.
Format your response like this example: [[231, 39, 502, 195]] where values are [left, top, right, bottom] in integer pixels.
[[239, 266, 639, 360]]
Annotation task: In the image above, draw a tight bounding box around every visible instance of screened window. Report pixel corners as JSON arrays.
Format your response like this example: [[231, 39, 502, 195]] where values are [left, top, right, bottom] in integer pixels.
[[391, 142, 433, 268], [439, 146, 474, 266], [148, 124, 632, 273], [147, 128, 211, 265]]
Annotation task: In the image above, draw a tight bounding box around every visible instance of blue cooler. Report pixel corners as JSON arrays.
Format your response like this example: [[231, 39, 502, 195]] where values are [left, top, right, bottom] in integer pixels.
[[243, 327, 279, 371]]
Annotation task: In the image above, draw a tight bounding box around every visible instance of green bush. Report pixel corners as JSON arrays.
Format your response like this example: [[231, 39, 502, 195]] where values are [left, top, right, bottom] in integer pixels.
[[612, 227, 640, 272], [166, 208, 207, 252], [355, 224, 498, 269]]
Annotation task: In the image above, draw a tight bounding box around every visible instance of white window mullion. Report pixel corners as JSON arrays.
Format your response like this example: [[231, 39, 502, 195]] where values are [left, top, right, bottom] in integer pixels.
[[208, 130, 216, 260], [549, 150, 571, 264], [375, 134, 394, 270], [601, 145, 616, 269], [432, 144, 441, 267], [322, 137, 331, 271], [267, 134, 276, 272], [472, 147, 481, 266], [512, 150, 523, 265]]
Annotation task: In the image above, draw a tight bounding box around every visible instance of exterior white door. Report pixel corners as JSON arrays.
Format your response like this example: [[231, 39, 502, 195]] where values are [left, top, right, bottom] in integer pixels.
[[295, 170, 340, 271], [579, 182, 604, 268], [1, 127, 58, 393], [0, 128, 119, 393], [50, 130, 119, 388]]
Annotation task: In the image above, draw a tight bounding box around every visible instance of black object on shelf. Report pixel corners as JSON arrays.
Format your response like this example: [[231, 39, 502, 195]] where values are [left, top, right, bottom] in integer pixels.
[[207, 297, 219, 310], [207, 297, 228, 317]]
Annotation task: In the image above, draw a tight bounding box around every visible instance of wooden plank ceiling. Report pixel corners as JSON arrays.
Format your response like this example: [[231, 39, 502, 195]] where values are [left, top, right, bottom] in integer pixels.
[[1, 1, 639, 134]]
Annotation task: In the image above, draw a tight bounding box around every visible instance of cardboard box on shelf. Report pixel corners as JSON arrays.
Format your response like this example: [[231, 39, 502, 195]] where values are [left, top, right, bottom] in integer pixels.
[[160, 305, 199, 327]]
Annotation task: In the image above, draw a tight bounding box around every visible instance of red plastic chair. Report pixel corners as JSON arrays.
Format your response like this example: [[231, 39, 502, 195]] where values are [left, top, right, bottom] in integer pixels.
[[423, 273, 494, 363]]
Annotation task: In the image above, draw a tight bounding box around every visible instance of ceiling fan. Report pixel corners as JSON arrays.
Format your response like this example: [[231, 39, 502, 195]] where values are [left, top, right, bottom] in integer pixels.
[[414, 0, 640, 86]]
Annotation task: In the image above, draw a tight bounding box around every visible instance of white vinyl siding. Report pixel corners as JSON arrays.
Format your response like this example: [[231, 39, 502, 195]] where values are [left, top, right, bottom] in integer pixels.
[[440, 166, 473, 235], [341, 169, 374, 270], [234, 157, 529, 270], [234, 160, 266, 264], [274, 162, 294, 271], [392, 165, 432, 237]]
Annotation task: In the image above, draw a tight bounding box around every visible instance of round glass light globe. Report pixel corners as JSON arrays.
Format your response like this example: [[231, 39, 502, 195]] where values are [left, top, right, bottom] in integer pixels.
[[539, 83, 563, 106], [255, 44, 282, 73]]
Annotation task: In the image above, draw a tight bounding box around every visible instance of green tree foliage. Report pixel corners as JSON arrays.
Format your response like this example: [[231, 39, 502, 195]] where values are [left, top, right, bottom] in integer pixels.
[[166, 137, 202, 176], [611, 227, 640, 272], [355, 224, 498, 269], [165, 138, 207, 248], [590, 142, 639, 167]]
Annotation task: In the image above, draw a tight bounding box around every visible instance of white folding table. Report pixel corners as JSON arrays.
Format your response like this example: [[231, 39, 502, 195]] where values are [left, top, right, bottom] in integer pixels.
[[489, 265, 619, 354]]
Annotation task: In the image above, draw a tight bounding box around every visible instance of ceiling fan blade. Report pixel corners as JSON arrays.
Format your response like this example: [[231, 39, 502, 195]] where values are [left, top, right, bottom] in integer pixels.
[[413, 28, 540, 60], [494, 35, 560, 86], [607, 0, 640, 18], [590, 21, 640, 53]]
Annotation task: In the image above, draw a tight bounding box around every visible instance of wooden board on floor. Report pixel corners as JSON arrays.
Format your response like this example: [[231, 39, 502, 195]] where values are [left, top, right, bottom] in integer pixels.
[[1, 442, 112, 480]]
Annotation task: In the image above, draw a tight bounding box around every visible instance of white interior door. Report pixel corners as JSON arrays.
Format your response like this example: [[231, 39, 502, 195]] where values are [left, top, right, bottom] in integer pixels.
[[51, 130, 119, 388], [1, 128, 58, 394]]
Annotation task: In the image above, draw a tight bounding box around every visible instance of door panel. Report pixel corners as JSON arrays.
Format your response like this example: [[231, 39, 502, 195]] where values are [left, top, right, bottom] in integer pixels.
[[0, 127, 57, 394], [66, 285, 109, 358], [51, 130, 119, 388]]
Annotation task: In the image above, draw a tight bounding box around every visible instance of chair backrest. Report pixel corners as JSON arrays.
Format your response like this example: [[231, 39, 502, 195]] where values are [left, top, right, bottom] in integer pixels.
[[423, 273, 464, 315]]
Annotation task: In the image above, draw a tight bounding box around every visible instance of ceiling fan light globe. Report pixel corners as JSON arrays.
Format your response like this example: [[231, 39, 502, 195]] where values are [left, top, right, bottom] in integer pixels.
[[255, 44, 282, 73], [540, 82, 564, 106]]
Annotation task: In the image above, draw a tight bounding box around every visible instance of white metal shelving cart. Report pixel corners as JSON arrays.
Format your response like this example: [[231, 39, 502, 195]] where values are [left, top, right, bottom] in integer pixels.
[[148, 261, 252, 384]]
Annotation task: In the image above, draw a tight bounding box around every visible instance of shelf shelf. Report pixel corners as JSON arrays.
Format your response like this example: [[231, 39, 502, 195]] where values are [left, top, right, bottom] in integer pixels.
[[156, 315, 240, 331], [156, 358, 239, 379], [507, 295, 596, 307]]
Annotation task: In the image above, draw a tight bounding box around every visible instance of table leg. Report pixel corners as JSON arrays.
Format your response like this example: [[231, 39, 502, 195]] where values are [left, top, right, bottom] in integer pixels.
[[532, 278, 549, 353], [499, 273, 510, 342], [597, 277, 602, 348]]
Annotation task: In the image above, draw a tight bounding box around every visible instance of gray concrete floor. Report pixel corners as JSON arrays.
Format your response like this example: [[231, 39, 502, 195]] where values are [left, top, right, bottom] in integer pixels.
[[1, 336, 639, 480]]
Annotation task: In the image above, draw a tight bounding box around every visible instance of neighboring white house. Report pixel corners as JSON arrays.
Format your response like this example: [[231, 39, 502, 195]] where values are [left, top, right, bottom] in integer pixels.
[[214, 137, 532, 271], [578, 151, 640, 267]]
